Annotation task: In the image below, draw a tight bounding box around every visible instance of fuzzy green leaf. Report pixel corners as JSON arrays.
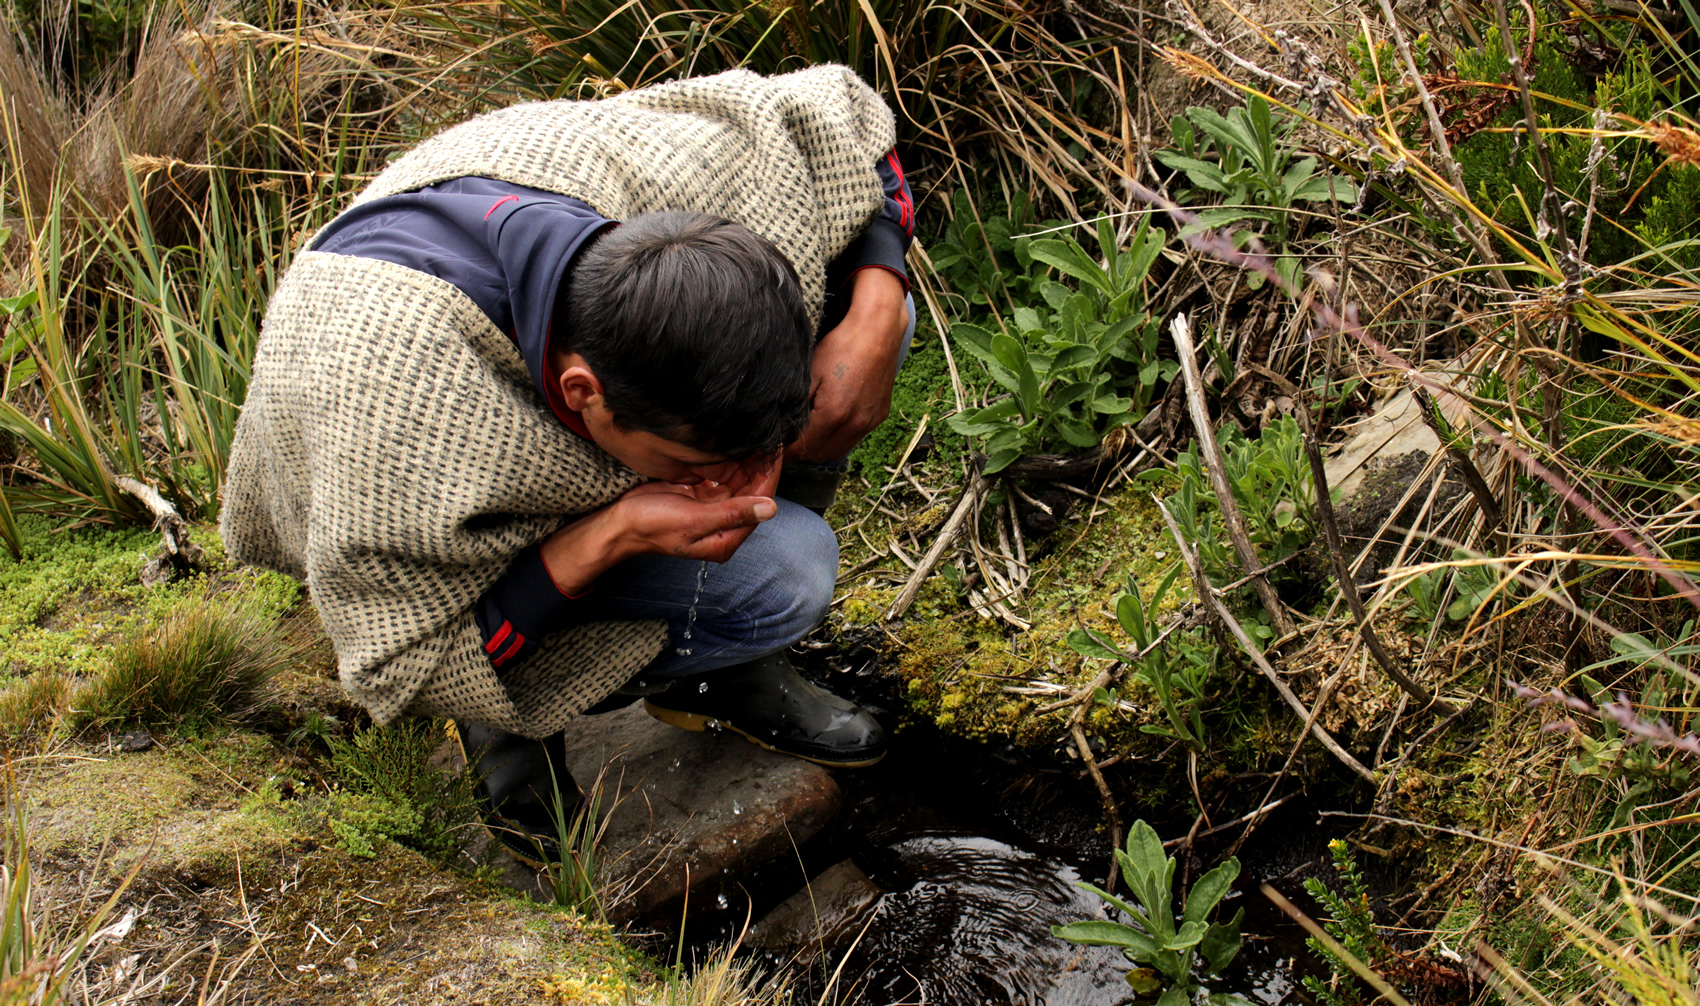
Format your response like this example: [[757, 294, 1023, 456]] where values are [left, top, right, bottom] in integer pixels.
[[1183, 858, 1241, 923], [1052, 920, 1160, 961]]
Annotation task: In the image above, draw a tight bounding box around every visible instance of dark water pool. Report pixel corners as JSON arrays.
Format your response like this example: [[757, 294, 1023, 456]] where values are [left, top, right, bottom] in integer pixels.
[[659, 651, 1336, 1006]]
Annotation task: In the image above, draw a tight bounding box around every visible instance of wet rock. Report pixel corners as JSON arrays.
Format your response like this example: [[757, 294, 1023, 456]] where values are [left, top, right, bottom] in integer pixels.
[[116, 729, 153, 752], [748, 860, 883, 958], [558, 703, 843, 924]]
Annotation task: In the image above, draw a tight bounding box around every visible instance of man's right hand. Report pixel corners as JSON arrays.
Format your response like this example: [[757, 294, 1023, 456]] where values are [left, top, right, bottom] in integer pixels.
[[610, 481, 778, 562], [536, 459, 781, 595]]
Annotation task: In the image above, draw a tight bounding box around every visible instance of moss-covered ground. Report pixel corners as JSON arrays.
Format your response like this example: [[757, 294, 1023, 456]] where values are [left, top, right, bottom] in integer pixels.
[[0, 516, 715, 1004]]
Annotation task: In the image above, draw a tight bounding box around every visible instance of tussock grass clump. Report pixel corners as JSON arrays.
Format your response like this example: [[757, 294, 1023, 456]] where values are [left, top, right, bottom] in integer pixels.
[[76, 597, 292, 729], [0, 671, 74, 738]]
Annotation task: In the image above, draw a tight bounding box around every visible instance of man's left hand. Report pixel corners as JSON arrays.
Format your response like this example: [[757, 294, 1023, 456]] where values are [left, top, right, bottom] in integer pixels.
[[786, 268, 909, 464]]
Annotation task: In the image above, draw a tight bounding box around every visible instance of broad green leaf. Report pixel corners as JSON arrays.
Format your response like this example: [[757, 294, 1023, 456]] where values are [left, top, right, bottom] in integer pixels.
[[1125, 821, 1170, 887], [1117, 591, 1149, 647], [1051, 921, 1160, 961], [1052, 345, 1097, 373], [953, 321, 997, 356], [1280, 156, 1318, 195], [1012, 305, 1045, 334], [1170, 113, 1196, 155], [1190, 207, 1271, 230], [946, 398, 1023, 436], [1155, 981, 1193, 1006], [1030, 237, 1115, 295], [1073, 879, 1149, 926], [1164, 919, 1207, 951], [983, 444, 1025, 474], [1067, 627, 1125, 662], [1052, 380, 1095, 409], [1018, 356, 1042, 418], [1182, 858, 1241, 923], [991, 332, 1027, 377], [1040, 281, 1072, 311], [1199, 908, 1245, 974], [1053, 416, 1097, 448], [1092, 393, 1133, 415], [0, 291, 38, 317], [1291, 174, 1358, 203]]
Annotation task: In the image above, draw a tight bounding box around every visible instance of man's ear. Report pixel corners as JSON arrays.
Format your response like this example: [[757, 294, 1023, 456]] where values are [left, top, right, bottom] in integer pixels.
[[556, 354, 605, 412]]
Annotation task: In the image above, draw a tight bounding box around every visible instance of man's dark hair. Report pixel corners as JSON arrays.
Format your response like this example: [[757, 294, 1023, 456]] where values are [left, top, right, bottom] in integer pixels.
[[558, 211, 813, 459]]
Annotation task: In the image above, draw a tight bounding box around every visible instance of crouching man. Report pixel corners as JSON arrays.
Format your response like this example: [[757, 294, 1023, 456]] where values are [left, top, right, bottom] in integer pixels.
[[222, 66, 914, 862]]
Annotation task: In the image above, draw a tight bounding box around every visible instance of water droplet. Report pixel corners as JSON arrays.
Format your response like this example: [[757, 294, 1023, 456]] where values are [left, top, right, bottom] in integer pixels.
[[679, 560, 710, 646], [716, 893, 730, 909], [675, 647, 693, 656], [698, 681, 709, 693], [732, 800, 744, 815]]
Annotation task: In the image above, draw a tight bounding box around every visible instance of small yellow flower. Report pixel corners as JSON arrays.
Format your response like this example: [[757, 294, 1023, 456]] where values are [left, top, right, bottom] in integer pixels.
[[1328, 838, 1347, 852]]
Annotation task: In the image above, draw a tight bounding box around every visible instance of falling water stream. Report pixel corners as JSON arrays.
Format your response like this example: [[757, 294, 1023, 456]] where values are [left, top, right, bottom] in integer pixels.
[[675, 559, 710, 657]]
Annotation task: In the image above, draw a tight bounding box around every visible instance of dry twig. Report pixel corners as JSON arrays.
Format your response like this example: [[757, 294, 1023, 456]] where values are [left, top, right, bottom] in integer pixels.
[[1170, 313, 1297, 637]]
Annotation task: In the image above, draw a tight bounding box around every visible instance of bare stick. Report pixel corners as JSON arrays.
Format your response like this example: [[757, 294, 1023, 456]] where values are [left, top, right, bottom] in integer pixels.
[[1292, 406, 1453, 714], [1409, 382, 1505, 537], [116, 475, 205, 586], [1162, 793, 1296, 849], [1169, 314, 1296, 637], [886, 474, 991, 620], [1160, 499, 1376, 782]]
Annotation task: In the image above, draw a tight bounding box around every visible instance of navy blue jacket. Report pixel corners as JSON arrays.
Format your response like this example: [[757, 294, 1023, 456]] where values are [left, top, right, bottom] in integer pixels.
[[313, 155, 915, 674]]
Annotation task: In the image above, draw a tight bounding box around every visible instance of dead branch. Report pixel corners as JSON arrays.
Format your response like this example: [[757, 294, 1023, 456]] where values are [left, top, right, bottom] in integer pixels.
[[886, 474, 992, 621], [1408, 382, 1505, 536], [1159, 497, 1377, 783], [115, 475, 205, 585], [1291, 398, 1455, 714], [1170, 313, 1297, 638]]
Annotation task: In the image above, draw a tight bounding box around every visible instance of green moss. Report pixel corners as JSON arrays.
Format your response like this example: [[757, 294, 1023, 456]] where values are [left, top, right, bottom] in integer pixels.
[[845, 324, 966, 488], [0, 517, 301, 679]]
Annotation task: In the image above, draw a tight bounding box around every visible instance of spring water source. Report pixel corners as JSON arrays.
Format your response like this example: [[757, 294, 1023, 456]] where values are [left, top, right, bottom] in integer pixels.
[[669, 653, 1324, 1006]]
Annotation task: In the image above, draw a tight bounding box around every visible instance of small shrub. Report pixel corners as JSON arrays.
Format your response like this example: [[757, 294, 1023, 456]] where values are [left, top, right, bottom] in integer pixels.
[[1302, 839, 1390, 1006], [75, 598, 291, 729], [328, 719, 477, 864]]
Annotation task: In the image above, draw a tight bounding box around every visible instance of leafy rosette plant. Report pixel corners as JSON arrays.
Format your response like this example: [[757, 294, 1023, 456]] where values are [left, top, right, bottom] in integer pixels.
[[1053, 820, 1245, 1004], [946, 217, 1173, 473], [1154, 94, 1357, 290]]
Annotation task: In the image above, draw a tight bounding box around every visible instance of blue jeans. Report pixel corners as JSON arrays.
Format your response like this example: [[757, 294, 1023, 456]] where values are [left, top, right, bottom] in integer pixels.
[[581, 294, 915, 680]]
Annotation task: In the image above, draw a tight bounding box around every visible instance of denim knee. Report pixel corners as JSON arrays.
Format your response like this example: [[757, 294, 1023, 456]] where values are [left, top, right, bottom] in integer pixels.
[[761, 500, 839, 638]]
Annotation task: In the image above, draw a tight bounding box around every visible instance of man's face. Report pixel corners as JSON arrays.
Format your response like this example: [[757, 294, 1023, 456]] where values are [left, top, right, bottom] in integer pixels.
[[555, 354, 745, 485], [578, 400, 741, 484]]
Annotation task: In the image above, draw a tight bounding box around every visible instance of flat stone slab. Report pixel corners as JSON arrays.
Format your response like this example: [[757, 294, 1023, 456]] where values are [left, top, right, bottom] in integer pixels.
[[547, 703, 843, 923], [749, 860, 883, 959]]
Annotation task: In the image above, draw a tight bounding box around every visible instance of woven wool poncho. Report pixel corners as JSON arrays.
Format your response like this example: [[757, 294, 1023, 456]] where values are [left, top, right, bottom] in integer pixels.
[[222, 66, 895, 737]]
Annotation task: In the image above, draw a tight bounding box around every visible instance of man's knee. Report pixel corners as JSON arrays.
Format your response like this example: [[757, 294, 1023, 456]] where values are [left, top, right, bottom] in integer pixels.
[[763, 500, 838, 632]]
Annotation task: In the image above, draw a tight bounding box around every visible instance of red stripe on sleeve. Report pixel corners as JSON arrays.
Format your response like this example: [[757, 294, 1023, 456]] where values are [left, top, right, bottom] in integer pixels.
[[491, 631, 527, 669], [886, 152, 914, 233], [484, 620, 513, 655]]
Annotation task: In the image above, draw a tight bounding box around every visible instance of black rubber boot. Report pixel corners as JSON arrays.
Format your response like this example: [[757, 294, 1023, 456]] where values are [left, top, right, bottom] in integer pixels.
[[643, 652, 887, 768], [452, 722, 582, 867]]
